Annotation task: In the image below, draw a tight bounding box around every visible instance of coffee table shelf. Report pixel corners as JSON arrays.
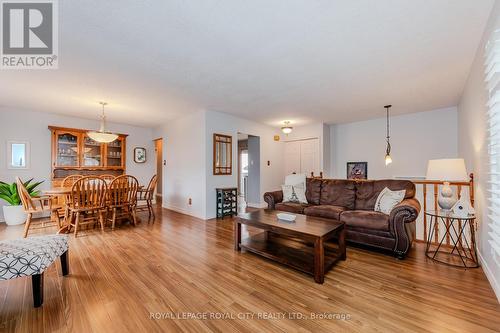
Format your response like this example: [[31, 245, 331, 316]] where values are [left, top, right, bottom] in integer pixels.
[[240, 232, 342, 276]]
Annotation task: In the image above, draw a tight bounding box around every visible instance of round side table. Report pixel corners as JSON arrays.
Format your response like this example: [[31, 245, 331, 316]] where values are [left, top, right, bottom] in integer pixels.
[[424, 210, 478, 268]]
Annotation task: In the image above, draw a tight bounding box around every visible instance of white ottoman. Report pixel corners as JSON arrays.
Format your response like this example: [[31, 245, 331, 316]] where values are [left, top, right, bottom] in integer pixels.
[[0, 234, 69, 307]]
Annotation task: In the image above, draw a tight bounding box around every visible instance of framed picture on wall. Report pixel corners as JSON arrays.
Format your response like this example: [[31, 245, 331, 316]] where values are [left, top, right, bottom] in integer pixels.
[[347, 162, 367, 180], [134, 147, 146, 163]]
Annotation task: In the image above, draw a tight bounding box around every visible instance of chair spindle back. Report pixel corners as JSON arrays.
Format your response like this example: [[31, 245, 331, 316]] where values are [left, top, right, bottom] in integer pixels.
[[69, 177, 107, 210]]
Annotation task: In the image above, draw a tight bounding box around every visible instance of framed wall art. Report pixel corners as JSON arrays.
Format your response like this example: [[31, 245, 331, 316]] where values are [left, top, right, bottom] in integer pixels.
[[347, 162, 367, 180], [134, 147, 146, 163]]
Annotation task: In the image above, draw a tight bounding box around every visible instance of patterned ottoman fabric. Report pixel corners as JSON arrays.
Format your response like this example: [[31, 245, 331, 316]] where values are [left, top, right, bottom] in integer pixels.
[[0, 235, 68, 280]]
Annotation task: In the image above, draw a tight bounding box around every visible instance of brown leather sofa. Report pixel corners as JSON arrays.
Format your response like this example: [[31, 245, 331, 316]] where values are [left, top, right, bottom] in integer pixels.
[[263, 178, 421, 259]]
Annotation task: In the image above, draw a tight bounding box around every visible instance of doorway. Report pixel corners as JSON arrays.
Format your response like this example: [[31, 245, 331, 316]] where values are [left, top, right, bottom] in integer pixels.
[[238, 134, 248, 210], [237, 133, 260, 211], [154, 138, 163, 200]]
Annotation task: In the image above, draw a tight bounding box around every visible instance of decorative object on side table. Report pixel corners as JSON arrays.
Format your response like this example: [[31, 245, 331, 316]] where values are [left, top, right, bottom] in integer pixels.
[[347, 162, 367, 180], [426, 159, 469, 210], [425, 210, 478, 268], [216, 187, 237, 219], [451, 196, 475, 218], [134, 147, 146, 163]]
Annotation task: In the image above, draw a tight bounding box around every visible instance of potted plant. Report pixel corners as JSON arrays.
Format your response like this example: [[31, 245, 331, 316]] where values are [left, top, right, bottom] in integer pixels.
[[0, 179, 43, 226]]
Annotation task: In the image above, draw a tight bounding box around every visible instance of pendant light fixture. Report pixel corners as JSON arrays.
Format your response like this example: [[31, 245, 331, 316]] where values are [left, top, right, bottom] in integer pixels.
[[281, 121, 293, 135], [384, 104, 393, 166], [87, 102, 118, 143]]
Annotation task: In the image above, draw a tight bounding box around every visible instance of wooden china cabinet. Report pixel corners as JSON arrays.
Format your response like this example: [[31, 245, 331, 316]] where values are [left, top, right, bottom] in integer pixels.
[[49, 126, 127, 186]]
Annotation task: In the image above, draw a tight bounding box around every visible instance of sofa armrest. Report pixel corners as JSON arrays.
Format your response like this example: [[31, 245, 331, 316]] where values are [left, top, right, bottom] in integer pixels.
[[263, 190, 283, 209], [389, 198, 421, 258], [389, 198, 421, 222]]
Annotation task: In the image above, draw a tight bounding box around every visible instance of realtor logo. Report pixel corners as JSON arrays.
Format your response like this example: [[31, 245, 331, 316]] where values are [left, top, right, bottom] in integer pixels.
[[1, 0, 58, 69]]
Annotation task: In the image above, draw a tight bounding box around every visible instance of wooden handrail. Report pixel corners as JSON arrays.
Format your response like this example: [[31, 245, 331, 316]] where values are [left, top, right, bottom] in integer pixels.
[[411, 173, 474, 247]]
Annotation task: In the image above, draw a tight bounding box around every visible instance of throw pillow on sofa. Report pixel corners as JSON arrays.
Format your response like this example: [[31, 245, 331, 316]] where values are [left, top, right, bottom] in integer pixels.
[[285, 173, 306, 187], [282, 184, 307, 204], [374, 187, 406, 214]]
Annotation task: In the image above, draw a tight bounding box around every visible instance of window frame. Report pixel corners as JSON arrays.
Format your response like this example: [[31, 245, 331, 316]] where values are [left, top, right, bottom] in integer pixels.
[[485, 29, 500, 264], [7, 140, 30, 170]]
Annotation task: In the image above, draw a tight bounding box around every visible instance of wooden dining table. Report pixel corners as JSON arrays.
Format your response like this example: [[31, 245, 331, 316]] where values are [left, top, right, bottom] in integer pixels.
[[44, 187, 72, 196], [44, 187, 72, 233], [44, 186, 143, 234]]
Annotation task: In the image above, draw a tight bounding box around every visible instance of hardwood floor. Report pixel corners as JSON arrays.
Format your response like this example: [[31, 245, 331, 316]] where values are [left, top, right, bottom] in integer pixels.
[[0, 207, 499, 332]]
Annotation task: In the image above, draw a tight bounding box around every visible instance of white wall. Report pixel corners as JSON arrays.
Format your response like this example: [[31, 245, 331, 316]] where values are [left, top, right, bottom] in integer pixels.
[[205, 110, 285, 219], [458, 0, 500, 302], [0, 107, 156, 221], [331, 107, 458, 179], [153, 110, 285, 220], [282, 122, 330, 176], [153, 111, 207, 219]]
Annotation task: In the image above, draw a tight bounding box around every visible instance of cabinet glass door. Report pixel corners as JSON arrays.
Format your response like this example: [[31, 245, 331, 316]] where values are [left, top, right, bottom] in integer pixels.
[[83, 135, 103, 167], [106, 138, 123, 167], [56, 132, 79, 167]]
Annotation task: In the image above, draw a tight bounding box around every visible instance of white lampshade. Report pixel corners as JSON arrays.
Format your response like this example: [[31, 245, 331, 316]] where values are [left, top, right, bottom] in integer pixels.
[[87, 131, 118, 143], [426, 158, 468, 181]]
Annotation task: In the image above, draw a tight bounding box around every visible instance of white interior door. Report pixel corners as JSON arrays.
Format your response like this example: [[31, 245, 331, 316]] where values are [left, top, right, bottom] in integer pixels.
[[284, 141, 301, 175], [300, 138, 320, 176], [284, 138, 320, 176]]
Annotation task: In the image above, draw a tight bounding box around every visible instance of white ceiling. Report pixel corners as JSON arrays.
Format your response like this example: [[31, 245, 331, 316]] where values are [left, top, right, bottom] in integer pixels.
[[0, 0, 494, 128]]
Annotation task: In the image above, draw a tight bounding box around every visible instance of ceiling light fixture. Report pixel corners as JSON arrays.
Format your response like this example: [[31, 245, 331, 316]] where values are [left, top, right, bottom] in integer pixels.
[[281, 121, 293, 135], [384, 105, 392, 166], [87, 102, 118, 143]]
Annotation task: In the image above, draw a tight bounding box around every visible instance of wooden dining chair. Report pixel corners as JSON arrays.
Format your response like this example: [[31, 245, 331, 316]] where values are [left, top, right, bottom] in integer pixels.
[[67, 177, 107, 237], [106, 175, 139, 230], [57, 175, 83, 222], [99, 174, 116, 184], [136, 175, 157, 220], [16, 177, 62, 238], [61, 175, 83, 187]]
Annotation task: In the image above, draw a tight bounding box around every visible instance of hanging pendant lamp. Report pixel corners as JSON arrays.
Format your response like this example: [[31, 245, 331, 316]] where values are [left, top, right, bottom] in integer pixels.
[[384, 105, 393, 166], [87, 102, 118, 143]]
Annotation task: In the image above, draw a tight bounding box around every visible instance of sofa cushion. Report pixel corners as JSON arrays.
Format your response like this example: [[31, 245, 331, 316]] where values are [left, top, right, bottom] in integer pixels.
[[355, 180, 415, 211], [303, 205, 346, 220], [340, 210, 390, 231], [320, 179, 356, 209], [275, 202, 310, 214], [306, 178, 322, 205]]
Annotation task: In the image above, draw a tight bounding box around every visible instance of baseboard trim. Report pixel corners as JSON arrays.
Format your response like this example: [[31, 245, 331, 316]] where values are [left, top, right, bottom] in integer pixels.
[[161, 203, 206, 220], [478, 249, 500, 303]]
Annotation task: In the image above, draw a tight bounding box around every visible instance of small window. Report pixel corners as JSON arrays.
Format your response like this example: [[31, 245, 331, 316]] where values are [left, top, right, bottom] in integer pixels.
[[7, 141, 29, 169]]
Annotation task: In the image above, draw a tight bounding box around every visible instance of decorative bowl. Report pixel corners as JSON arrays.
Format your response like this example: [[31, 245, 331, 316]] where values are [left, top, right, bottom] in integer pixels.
[[276, 213, 296, 222]]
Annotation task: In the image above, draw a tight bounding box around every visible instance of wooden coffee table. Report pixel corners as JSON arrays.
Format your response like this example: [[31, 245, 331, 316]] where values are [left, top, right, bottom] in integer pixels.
[[235, 209, 346, 284]]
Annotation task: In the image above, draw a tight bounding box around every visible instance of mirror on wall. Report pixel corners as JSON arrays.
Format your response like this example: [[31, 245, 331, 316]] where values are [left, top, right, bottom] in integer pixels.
[[213, 133, 232, 175], [7, 141, 29, 169]]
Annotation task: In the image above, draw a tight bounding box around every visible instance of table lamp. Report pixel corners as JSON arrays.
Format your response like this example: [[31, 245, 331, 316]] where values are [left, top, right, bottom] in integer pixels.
[[426, 159, 468, 210]]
